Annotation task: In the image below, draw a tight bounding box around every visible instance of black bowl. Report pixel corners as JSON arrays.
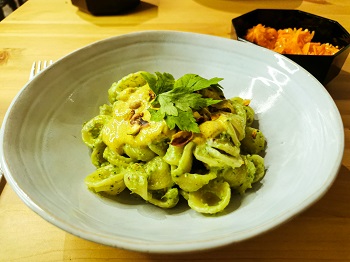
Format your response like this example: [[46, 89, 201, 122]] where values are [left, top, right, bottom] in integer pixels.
[[71, 0, 140, 16], [231, 9, 350, 85]]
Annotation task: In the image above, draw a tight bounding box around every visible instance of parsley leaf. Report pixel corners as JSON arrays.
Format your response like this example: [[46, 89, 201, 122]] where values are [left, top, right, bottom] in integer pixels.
[[141, 72, 174, 96], [174, 74, 223, 92], [142, 72, 224, 133], [166, 110, 200, 133]]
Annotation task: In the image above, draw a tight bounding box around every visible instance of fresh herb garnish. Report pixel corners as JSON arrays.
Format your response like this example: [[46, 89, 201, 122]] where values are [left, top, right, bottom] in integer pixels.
[[141, 72, 223, 133]]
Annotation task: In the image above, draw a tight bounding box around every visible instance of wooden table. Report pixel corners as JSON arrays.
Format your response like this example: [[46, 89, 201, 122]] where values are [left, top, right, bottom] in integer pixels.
[[1, 0, 350, 261]]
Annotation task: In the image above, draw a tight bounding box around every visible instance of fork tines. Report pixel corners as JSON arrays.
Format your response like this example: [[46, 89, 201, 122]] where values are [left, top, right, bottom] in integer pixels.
[[29, 60, 54, 80]]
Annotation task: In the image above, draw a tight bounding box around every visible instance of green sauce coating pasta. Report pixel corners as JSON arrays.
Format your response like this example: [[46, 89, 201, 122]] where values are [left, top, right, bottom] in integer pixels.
[[84, 165, 126, 195], [82, 71, 266, 214], [145, 156, 173, 190], [241, 127, 266, 154], [188, 180, 231, 214], [148, 188, 179, 209]]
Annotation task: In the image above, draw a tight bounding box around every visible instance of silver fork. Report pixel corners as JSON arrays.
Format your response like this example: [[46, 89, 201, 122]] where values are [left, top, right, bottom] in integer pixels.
[[29, 60, 54, 80], [0, 60, 54, 194]]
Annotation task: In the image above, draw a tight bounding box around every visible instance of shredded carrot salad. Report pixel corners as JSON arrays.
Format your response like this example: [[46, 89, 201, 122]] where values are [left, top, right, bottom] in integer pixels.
[[245, 24, 340, 55]]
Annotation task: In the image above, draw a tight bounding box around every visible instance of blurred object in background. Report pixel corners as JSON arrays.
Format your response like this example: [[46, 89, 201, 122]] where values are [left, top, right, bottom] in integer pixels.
[[1, 0, 26, 21], [71, 0, 140, 16]]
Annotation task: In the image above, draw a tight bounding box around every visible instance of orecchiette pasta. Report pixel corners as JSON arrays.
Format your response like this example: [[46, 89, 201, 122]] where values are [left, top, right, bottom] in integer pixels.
[[82, 71, 266, 214]]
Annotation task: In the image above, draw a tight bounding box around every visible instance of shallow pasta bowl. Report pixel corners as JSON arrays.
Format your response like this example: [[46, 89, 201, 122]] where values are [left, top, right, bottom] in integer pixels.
[[0, 31, 344, 253]]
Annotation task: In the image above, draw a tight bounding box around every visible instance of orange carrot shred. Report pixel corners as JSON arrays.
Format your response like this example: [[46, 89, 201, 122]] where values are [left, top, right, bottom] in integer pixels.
[[245, 24, 340, 55]]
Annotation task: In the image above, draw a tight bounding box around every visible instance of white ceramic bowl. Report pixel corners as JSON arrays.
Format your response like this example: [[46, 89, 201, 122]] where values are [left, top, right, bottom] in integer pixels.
[[0, 31, 344, 253]]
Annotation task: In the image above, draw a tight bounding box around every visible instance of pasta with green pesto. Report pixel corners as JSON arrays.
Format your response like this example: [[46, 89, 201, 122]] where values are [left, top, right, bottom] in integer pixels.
[[82, 71, 266, 214]]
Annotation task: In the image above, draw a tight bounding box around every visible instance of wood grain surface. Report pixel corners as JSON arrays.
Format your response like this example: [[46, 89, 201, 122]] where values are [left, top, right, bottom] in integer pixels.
[[0, 0, 349, 261]]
